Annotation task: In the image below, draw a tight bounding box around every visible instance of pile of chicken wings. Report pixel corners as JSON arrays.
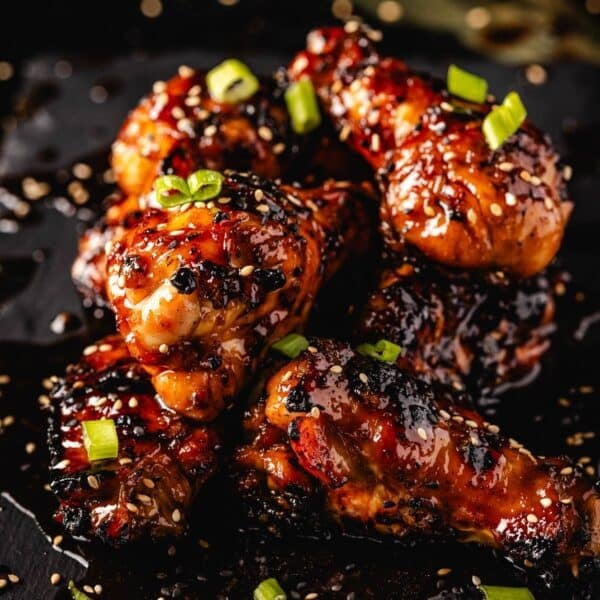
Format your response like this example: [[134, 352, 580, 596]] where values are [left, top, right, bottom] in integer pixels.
[[48, 24, 599, 573]]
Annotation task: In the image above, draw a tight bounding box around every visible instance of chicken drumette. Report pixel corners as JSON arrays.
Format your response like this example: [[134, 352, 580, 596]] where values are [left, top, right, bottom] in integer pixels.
[[355, 250, 557, 395], [289, 26, 572, 277], [48, 335, 220, 544], [236, 339, 600, 567], [106, 171, 370, 420]]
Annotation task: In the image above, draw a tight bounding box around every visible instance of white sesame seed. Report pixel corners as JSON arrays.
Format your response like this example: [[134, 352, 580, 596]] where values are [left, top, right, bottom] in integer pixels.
[[258, 126, 273, 141], [519, 170, 532, 182], [467, 208, 477, 224], [256, 203, 270, 214], [310, 407, 321, 419], [498, 161, 514, 172], [128, 397, 139, 408], [54, 459, 70, 470], [487, 424, 500, 434], [439, 409, 451, 420], [560, 496, 573, 504], [530, 175, 542, 186], [83, 345, 98, 356], [25, 442, 36, 454], [83, 585, 95, 594], [178, 65, 195, 78], [188, 84, 202, 96], [50, 573, 61, 585], [152, 81, 166, 94], [0, 580, 7, 589], [8, 574, 19, 584], [126, 502, 138, 513], [560, 466, 573, 476], [171, 106, 185, 120], [540, 497, 552, 508], [359, 372, 368, 384], [442, 151, 456, 161], [0, 374, 10, 384], [472, 575, 481, 587], [437, 568, 452, 576], [339, 124, 351, 141], [52, 535, 63, 546], [94, 584, 103, 594], [527, 513, 538, 523], [136, 493, 152, 504], [273, 142, 286, 155], [490, 202, 503, 216], [204, 124, 217, 137], [307, 346, 318, 353], [544, 197, 554, 211], [113, 399, 123, 411], [371, 133, 381, 152], [465, 419, 478, 428], [119, 457, 133, 465], [417, 427, 428, 441], [172, 508, 182, 522], [330, 365, 343, 373], [563, 165, 573, 181], [239, 265, 255, 277], [504, 192, 517, 206], [254, 189, 265, 201], [158, 344, 169, 354], [87, 475, 100, 489], [143, 478, 155, 489], [184, 95, 201, 107]]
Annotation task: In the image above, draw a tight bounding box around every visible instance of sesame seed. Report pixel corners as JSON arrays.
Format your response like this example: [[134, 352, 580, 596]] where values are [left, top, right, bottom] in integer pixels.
[[0, 580, 6, 589], [172, 508, 182, 522], [472, 575, 481, 586], [53, 535, 63, 546], [83, 344, 98, 356], [442, 151, 456, 161], [54, 459, 70, 470], [330, 365, 343, 373], [544, 197, 554, 211], [94, 584, 103, 594], [440, 102, 454, 112], [527, 513, 538, 523], [505, 192, 517, 206], [50, 573, 61, 585], [178, 65, 195, 78], [83, 585, 95, 594], [530, 175, 542, 186], [185, 95, 201, 107], [188, 84, 202, 96], [307, 346, 318, 353], [137, 493, 152, 504], [204, 124, 217, 137], [254, 189, 265, 201], [0, 374, 10, 384], [8, 574, 19, 584], [359, 372, 368, 384], [256, 203, 270, 214], [423, 204, 435, 217], [25, 442, 36, 454], [218, 196, 231, 204], [470, 435, 480, 446], [273, 142, 286, 155], [158, 344, 169, 354], [490, 202, 503, 216], [560, 496, 573, 504], [586, 466, 596, 476], [143, 478, 155, 489], [371, 133, 381, 152], [258, 126, 273, 141], [119, 457, 133, 465], [344, 19, 360, 33], [128, 397, 139, 408], [519, 170, 532, 182], [560, 466, 573, 476], [487, 424, 500, 434], [113, 399, 123, 411], [467, 208, 477, 223], [239, 265, 255, 277], [523, 559, 534, 568], [310, 407, 321, 419], [339, 124, 351, 141], [465, 419, 478, 428], [439, 409, 451, 420], [437, 568, 452, 576], [498, 161, 514, 172], [563, 165, 573, 181], [87, 475, 100, 489], [126, 502, 138, 513], [177, 118, 195, 135], [152, 81, 166, 94], [452, 415, 464, 423], [171, 106, 185, 120], [417, 427, 428, 441], [540, 497, 552, 508]]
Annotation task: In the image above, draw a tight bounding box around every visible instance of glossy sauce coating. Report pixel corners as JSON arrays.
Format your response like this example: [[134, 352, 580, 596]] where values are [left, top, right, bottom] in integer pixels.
[[355, 250, 557, 394], [289, 26, 572, 277], [236, 339, 600, 566], [106, 172, 371, 420], [48, 335, 220, 545]]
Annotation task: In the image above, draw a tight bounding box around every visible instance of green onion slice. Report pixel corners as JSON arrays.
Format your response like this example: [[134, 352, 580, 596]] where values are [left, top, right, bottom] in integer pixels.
[[206, 58, 259, 103], [187, 169, 225, 202], [253, 577, 287, 600], [155, 175, 191, 207], [447, 64, 488, 104], [271, 333, 309, 359], [356, 339, 402, 363], [285, 78, 322, 134], [483, 91, 527, 150], [68, 581, 92, 600], [82, 419, 118, 462], [480, 585, 535, 600]]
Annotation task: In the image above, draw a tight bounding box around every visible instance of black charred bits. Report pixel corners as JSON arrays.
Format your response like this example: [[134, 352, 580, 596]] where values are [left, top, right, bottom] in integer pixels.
[[463, 444, 496, 474], [288, 420, 301, 442], [286, 386, 311, 412], [253, 268, 286, 292], [170, 267, 197, 294]]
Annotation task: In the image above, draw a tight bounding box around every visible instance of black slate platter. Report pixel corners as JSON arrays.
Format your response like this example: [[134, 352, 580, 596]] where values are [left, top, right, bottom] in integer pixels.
[[1, 12, 600, 600]]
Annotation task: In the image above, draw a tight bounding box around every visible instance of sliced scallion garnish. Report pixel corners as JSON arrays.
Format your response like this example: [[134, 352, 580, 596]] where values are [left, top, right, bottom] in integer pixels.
[[480, 585, 535, 600], [253, 577, 287, 600], [206, 58, 259, 103], [356, 339, 402, 363], [68, 581, 92, 600], [271, 333, 309, 359], [285, 78, 322, 134], [447, 64, 488, 104], [82, 419, 118, 462], [154, 169, 224, 207], [482, 91, 527, 150]]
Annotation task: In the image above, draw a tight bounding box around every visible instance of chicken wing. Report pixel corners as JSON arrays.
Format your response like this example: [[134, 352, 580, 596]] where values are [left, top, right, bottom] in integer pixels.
[[235, 339, 600, 567], [355, 250, 557, 395], [289, 26, 572, 277], [105, 171, 371, 420], [48, 335, 220, 545]]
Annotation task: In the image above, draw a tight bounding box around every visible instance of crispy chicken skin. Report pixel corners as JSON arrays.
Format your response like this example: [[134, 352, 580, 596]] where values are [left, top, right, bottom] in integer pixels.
[[48, 335, 220, 545], [289, 26, 572, 277], [106, 172, 371, 420], [355, 251, 556, 394], [235, 339, 600, 567]]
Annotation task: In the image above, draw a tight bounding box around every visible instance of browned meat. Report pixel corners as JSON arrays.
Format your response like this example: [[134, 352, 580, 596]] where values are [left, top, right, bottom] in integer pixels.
[[105, 172, 372, 420], [235, 339, 600, 567], [289, 26, 572, 277], [355, 251, 557, 395], [48, 335, 220, 545]]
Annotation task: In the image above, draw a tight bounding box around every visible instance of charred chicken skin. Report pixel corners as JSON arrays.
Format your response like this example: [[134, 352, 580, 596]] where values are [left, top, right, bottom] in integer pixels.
[[236, 339, 600, 567], [289, 26, 572, 277], [105, 171, 370, 421], [355, 251, 556, 394], [48, 335, 220, 545]]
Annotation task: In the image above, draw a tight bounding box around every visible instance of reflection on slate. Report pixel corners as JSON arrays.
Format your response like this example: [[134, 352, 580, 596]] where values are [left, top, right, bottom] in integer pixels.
[[0, 493, 87, 600]]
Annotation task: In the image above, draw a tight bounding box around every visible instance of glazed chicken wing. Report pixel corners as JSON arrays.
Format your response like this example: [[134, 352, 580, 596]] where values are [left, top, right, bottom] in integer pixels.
[[289, 26, 572, 277], [106, 172, 371, 420], [48, 335, 220, 545], [235, 339, 600, 567], [355, 251, 557, 395]]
